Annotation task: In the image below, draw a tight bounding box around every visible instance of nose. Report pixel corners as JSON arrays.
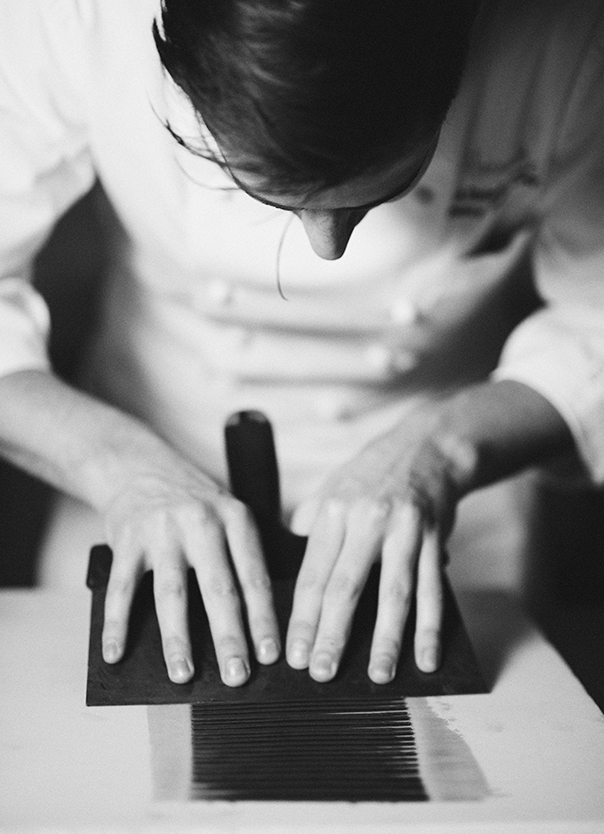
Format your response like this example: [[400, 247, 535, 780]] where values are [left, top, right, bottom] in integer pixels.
[[299, 208, 367, 260]]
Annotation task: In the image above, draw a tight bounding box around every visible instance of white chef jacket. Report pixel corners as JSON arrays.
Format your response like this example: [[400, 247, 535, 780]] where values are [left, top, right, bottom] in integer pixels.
[[1, 0, 604, 508]]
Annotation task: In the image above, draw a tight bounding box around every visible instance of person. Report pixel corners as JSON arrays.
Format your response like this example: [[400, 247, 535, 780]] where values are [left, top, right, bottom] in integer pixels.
[[0, 0, 602, 688]]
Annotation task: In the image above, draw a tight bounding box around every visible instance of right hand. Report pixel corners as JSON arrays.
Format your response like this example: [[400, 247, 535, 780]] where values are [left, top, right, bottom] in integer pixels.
[[100, 448, 280, 686]]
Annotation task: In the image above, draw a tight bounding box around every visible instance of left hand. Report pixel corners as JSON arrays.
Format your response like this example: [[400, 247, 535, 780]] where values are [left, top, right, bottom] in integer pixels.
[[285, 401, 471, 684]]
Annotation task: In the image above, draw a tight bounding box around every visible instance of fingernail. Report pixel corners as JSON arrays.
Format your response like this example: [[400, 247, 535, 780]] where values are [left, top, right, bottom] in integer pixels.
[[170, 657, 192, 683], [289, 639, 309, 668], [420, 646, 439, 672], [225, 656, 248, 685], [310, 652, 336, 682], [369, 660, 395, 684], [258, 638, 279, 664], [103, 640, 120, 663]]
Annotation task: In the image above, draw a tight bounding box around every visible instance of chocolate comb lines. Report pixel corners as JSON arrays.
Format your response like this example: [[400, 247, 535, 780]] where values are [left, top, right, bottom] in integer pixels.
[[193, 413, 445, 802], [190, 698, 428, 801]]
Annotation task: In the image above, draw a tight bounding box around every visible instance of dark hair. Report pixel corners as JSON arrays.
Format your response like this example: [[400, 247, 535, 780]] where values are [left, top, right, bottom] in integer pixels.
[[153, 0, 479, 195]]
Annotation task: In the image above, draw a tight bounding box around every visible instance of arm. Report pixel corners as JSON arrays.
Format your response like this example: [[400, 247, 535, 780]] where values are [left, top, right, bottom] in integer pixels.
[[0, 9, 279, 686], [0, 368, 280, 685], [287, 5, 604, 684], [287, 379, 574, 683]]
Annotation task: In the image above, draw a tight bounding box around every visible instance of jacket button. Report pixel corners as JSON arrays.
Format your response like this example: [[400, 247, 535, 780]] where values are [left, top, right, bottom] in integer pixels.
[[207, 280, 234, 306], [389, 299, 419, 325]]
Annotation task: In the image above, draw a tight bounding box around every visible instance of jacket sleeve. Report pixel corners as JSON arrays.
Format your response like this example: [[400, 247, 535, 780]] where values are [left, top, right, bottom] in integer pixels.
[[493, 10, 604, 483], [0, 0, 95, 376]]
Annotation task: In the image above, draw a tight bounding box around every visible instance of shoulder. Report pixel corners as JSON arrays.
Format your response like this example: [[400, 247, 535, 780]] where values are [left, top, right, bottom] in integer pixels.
[[469, 0, 604, 89], [460, 0, 604, 159], [473, 0, 604, 48], [0, 1, 155, 127], [0, 1, 93, 128]]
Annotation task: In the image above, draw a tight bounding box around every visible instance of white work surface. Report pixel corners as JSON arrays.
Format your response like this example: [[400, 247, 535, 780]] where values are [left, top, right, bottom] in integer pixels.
[[1, 587, 604, 834]]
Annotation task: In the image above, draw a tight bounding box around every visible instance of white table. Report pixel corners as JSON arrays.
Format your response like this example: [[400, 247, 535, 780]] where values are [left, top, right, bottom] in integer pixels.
[[1, 587, 604, 833]]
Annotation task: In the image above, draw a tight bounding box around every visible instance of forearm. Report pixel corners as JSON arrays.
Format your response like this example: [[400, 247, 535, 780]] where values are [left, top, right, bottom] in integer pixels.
[[0, 368, 281, 687], [0, 368, 179, 511], [432, 379, 577, 497], [288, 378, 577, 682]]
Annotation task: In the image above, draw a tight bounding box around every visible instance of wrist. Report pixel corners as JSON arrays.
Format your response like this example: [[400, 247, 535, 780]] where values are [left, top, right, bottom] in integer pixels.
[[80, 411, 182, 512], [431, 422, 481, 498], [0, 369, 181, 512], [430, 380, 576, 494]]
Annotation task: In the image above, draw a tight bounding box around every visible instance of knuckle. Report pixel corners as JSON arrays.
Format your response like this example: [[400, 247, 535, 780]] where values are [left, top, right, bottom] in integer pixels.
[[107, 576, 135, 598], [155, 576, 187, 601], [322, 496, 347, 521], [215, 633, 243, 655], [207, 572, 239, 599], [415, 624, 440, 650], [241, 567, 272, 595], [326, 571, 363, 603], [384, 578, 413, 604], [102, 617, 121, 638], [296, 567, 322, 592], [401, 499, 423, 525], [374, 634, 401, 658], [180, 501, 219, 530], [162, 633, 189, 657], [418, 580, 444, 607], [249, 613, 276, 636], [366, 498, 393, 526], [316, 632, 344, 653], [222, 498, 254, 528], [418, 625, 440, 642], [288, 618, 316, 642]]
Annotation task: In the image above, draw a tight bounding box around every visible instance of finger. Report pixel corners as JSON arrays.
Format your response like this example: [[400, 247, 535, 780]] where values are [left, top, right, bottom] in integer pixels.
[[308, 502, 387, 682], [188, 523, 251, 687], [368, 504, 423, 684], [286, 501, 346, 669], [290, 496, 321, 536], [102, 545, 143, 664], [153, 554, 195, 684], [224, 501, 280, 665], [413, 529, 444, 673]]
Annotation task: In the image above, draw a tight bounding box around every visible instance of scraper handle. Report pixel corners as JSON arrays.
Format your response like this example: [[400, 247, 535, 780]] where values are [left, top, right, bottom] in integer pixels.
[[224, 410, 282, 527]]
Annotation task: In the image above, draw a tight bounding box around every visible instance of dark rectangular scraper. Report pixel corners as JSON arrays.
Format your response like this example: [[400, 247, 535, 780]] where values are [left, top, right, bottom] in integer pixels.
[[86, 411, 487, 706]]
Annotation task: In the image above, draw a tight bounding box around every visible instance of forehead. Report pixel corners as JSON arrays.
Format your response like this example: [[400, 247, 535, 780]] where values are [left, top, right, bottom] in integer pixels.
[[229, 141, 435, 211]]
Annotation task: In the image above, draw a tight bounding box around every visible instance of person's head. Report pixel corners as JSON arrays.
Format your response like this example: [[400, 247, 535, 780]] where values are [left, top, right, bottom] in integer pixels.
[[154, 0, 480, 258]]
